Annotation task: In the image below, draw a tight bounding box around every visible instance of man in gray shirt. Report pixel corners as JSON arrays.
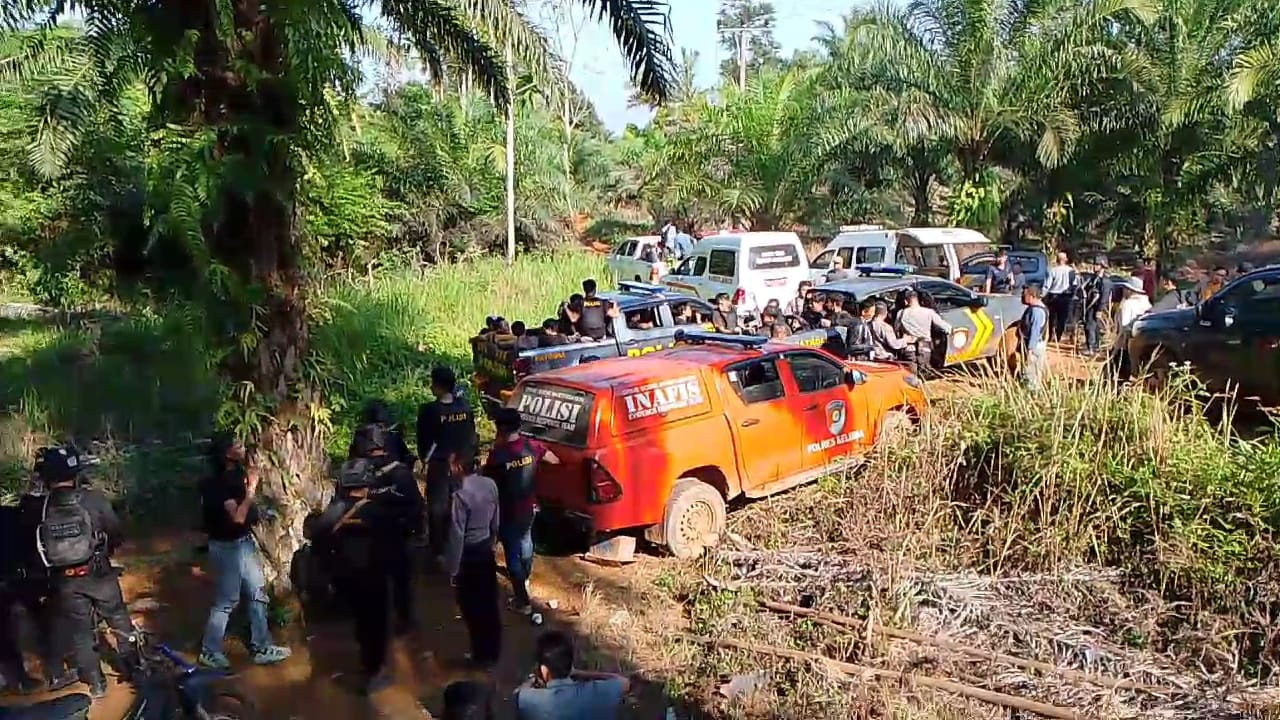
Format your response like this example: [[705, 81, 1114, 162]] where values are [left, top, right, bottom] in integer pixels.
[[445, 449, 501, 667], [895, 289, 952, 375], [516, 630, 630, 720], [869, 301, 913, 361], [824, 255, 852, 284]]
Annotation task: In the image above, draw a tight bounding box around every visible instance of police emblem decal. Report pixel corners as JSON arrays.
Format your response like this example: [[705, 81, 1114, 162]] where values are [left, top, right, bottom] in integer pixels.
[[826, 400, 847, 436]]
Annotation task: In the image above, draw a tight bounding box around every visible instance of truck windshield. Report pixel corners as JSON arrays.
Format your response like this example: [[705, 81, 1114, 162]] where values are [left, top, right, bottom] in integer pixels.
[[511, 382, 595, 447]]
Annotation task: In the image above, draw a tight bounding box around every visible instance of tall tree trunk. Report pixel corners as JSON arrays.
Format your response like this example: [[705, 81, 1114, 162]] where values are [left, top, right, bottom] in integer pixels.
[[183, 0, 332, 588]]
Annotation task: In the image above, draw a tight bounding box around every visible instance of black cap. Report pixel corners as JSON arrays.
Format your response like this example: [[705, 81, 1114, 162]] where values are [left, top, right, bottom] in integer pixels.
[[35, 446, 84, 482], [495, 407, 522, 431]]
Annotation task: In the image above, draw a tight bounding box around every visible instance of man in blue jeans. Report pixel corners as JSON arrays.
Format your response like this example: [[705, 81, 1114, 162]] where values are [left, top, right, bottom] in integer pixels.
[[482, 408, 559, 615], [198, 435, 291, 669]]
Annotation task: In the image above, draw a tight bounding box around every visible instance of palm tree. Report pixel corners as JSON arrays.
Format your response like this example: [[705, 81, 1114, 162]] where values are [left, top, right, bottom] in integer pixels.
[[3, 0, 674, 585], [824, 0, 1156, 229]]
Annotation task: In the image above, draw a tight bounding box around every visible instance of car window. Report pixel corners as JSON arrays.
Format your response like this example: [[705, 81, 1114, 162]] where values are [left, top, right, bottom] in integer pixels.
[[1011, 254, 1042, 274], [1220, 274, 1280, 316], [616, 241, 634, 258], [708, 249, 737, 278], [855, 247, 884, 264], [786, 351, 845, 393], [919, 281, 973, 311], [692, 256, 708, 276], [748, 244, 802, 270], [726, 357, 786, 404], [810, 249, 835, 269]]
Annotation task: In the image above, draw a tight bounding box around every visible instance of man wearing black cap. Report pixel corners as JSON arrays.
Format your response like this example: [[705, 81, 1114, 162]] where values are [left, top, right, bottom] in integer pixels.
[[20, 446, 136, 698], [575, 280, 608, 341], [350, 423, 422, 636], [417, 366, 478, 564]]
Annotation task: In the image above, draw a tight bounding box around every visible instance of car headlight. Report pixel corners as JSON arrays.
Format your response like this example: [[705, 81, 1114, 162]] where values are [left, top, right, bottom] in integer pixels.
[[904, 374, 922, 388]]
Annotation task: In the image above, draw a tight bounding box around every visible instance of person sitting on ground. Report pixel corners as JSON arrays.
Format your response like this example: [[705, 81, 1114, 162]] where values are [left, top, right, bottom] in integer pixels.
[[754, 306, 791, 340], [443, 680, 496, 720], [515, 631, 631, 720], [868, 301, 913, 362], [539, 318, 569, 347], [786, 281, 812, 317], [800, 292, 829, 330], [711, 293, 742, 334], [824, 255, 851, 284]]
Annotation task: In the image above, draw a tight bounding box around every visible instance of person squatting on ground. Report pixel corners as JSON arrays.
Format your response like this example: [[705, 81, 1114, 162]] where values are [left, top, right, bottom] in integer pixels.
[[198, 435, 292, 671], [350, 422, 423, 637], [445, 448, 502, 668], [305, 449, 417, 695], [483, 409, 560, 615], [0, 498, 77, 694], [895, 289, 952, 375], [20, 446, 138, 698], [515, 630, 630, 720], [417, 366, 478, 564], [1018, 285, 1050, 389]]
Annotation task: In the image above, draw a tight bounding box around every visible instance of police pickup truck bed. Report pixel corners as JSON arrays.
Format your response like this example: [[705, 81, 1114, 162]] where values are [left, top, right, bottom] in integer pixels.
[[471, 285, 852, 414]]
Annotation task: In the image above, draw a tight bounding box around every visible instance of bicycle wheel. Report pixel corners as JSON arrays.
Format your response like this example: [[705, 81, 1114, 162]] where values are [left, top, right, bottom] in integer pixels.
[[198, 689, 257, 720]]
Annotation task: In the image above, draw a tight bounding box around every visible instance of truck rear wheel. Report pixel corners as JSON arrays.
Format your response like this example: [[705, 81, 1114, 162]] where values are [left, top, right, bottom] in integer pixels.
[[663, 478, 727, 559]]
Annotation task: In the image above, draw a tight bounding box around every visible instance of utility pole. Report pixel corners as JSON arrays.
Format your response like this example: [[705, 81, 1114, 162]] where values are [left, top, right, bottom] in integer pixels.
[[505, 35, 516, 266], [718, 26, 765, 90]]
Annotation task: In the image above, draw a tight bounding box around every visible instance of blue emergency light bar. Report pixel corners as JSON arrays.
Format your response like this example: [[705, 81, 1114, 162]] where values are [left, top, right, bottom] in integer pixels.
[[855, 263, 916, 277], [673, 329, 769, 349], [617, 281, 666, 295]]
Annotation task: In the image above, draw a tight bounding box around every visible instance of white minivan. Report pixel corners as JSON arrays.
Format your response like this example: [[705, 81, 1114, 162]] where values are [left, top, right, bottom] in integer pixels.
[[659, 231, 809, 315], [810, 227, 994, 283]]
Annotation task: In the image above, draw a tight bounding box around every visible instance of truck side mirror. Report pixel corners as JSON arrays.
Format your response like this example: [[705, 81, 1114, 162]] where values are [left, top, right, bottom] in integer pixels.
[[968, 294, 988, 308], [845, 369, 867, 386]]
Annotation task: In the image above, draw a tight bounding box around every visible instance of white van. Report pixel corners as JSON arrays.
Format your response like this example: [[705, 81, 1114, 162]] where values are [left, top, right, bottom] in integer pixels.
[[660, 231, 809, 314], [808, 225, 894, 283], [811, 227, 994, 283]]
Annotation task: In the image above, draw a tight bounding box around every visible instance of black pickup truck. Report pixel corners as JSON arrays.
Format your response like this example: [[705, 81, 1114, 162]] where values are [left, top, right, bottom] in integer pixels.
[[471, 284, 850, 414]]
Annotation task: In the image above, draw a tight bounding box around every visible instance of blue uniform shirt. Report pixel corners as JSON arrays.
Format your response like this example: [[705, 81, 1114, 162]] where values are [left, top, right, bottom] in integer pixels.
[[515, 677, 627, 720]]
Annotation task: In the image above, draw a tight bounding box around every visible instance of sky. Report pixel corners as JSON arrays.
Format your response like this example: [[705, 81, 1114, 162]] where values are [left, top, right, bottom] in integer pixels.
[[527, 0, 855, 134]]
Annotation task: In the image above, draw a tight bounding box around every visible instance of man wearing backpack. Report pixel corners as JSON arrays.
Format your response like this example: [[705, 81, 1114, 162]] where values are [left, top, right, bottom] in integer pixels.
[[305, 455, 414, 695], [349, 423, 422, 637], [482, 408, 559, 616], [21, 446, 136, 698]]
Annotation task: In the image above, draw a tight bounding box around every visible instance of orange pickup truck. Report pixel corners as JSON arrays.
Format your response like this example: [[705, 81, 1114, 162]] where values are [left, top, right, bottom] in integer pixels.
[[509, 331, 927, 558]]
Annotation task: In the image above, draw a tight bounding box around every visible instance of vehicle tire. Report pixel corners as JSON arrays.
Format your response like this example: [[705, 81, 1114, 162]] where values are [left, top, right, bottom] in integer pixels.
[[200, 688, 258, 720], [876, 409, 915, 445], [662, 479, 727, 560]]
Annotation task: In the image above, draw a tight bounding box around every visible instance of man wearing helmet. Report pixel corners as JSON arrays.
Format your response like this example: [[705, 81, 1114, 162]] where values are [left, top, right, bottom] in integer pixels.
[[18, 445, 136, 698]]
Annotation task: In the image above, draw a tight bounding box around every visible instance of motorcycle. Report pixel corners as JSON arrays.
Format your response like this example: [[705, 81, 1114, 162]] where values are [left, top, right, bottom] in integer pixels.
[[0, 627, 255, 720]]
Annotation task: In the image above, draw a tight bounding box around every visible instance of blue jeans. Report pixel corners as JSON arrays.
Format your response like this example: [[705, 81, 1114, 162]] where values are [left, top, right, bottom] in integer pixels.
[[499, 512, 536, 605], [1084, 309, 1100, 352], [201, 535, 271, 656], [1022, 344, 1048, 390]]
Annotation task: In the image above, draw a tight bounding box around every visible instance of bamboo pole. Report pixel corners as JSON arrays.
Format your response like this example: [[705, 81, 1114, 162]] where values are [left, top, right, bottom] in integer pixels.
[[758, 599, 1161, 693], [677, 633, 1082, 720]]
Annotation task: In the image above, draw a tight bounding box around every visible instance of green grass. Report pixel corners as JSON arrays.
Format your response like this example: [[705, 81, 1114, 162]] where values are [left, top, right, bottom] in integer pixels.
[[0, 249, 607, 501]]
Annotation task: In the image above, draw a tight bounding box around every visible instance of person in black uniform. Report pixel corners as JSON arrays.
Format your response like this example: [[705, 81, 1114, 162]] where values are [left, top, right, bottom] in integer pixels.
[[825, 294, 857, 329], [20, 446, 137, 698], [417, 366, 478, 565], [350, 423, 422, 636], [305, 455, 414, 694], [539, 318, 570, 347], [574, 280, 608, 340], [347, 400, 414, 465], [844, 299, 876, 359]]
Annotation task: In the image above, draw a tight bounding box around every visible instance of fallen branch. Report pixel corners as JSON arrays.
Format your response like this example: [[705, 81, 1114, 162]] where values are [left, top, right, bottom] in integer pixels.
[[759, 599, 1162, 693], [676, 633, 1082, 720]]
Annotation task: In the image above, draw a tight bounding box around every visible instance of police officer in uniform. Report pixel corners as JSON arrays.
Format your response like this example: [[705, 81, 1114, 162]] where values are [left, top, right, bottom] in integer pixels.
[[417, 366, 478, 564], [1, 488, 77, 695], [348, 400, 414, 465], [350, 423, 422, 636], [574, 280, 608, 340], [20, 446, 137, 698], [483, 408, 559, 615], [305, 454, 414, 694]]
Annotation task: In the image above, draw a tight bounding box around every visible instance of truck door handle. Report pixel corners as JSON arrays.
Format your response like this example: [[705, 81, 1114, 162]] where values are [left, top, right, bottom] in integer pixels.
[[625, 339, 639, 345], [741, 418, 760, 427], [802, 404, 818, 411]]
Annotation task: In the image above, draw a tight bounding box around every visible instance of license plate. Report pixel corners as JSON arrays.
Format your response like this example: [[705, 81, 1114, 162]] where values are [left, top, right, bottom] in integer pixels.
[[764, 278, 787, 287]]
